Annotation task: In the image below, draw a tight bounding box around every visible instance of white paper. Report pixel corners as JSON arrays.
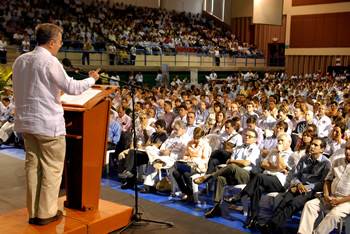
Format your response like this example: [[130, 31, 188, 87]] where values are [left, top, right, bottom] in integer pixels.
[[61, 88, 101, 106]]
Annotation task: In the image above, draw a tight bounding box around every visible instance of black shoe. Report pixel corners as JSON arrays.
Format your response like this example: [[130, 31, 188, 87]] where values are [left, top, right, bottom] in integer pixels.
[[205, 203, 221, 218], [35, 210, 63, 226], [223, 193, 241, 204], [243, 217, 257, 229], [118, 170, 134, 179], [140, 186, 157, 194], [28, 218, 36, 224], [257, 221, 276, 233], [121, 181, 134, 189]]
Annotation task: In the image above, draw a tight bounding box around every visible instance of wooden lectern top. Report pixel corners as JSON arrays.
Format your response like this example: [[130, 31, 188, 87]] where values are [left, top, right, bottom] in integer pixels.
[[62, 85, 117, 112]]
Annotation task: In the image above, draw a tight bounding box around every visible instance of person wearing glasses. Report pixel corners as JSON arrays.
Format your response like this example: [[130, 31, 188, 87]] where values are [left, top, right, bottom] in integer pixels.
[[193, 129, 261, 218], [224, 133, 295, 229], [12, 23, 100, 226], [257, 137, 331, 233]]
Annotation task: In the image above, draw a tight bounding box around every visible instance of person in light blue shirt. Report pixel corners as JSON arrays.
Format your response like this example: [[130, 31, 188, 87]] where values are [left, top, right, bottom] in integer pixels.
[[108, 114, 122, 149], [195, 101, 209, 125]]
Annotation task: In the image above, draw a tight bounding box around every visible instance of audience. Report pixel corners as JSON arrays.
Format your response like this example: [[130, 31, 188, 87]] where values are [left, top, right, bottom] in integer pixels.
[[0, 1, 262, 59], [1, 5, 350, 230]]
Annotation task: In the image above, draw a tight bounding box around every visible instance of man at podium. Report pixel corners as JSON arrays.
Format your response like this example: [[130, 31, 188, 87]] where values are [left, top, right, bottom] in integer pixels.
[[12, 23, 100, 226]]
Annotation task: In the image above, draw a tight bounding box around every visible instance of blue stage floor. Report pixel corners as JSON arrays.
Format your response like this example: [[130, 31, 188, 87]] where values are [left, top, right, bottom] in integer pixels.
[[1, 144, 342, 234]]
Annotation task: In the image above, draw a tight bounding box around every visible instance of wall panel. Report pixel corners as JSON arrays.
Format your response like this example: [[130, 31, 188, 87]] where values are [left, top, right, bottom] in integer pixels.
[[292, 0, 350, 6], [254, 15, 286, 54], [285, 55, 350, 75], [290, 12, 350, 48], [231, 17, 251, 42]]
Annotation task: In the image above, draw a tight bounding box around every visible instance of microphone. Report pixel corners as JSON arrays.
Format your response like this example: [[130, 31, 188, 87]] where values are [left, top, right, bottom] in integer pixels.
[[62, 58, 88, 74]]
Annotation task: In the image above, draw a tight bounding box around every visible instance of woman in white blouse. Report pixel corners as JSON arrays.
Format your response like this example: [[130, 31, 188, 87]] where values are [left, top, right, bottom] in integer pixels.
[[173, 127, 211, 202]]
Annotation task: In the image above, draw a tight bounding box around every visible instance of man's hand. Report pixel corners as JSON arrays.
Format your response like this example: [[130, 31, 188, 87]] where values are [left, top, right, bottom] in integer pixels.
[[141, 122, 148, 131], [290, 187, 297, 193], [277, 144, 283, 152], [297, 183, 308, 195], [226, 159, 232, 165], [329, 197, 341, 207], [280, 168, 289, 175], [160, 149, 170, 155], [89, 68, 100, 81]]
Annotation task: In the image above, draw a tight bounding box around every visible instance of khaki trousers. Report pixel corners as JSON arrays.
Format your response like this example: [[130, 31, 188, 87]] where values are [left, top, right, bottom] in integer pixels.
[[22, 132, 66, 219], [298, 198, 350, 234]]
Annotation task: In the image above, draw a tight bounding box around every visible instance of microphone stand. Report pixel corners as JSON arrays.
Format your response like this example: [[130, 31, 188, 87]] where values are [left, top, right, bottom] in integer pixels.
[[72, 69, 174, 232]]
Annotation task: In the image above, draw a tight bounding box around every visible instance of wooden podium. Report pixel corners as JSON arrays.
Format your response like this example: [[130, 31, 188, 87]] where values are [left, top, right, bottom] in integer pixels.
[[63, 85, 117, 211]]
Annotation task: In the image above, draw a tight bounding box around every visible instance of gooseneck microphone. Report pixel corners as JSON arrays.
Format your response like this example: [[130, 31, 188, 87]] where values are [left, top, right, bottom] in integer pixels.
[[62, 58, 88, 74]]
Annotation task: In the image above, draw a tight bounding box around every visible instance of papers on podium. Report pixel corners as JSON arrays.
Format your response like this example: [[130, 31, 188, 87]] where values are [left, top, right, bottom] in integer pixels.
[[61, 88, 102, 106]]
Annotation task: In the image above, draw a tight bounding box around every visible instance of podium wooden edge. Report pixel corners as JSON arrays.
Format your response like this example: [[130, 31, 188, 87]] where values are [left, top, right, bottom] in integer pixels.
[[0, 197, 133, 234]]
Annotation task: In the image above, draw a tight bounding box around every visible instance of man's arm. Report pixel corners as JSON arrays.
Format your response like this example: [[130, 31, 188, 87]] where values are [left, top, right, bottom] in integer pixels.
[[227, 159, 251, 167]]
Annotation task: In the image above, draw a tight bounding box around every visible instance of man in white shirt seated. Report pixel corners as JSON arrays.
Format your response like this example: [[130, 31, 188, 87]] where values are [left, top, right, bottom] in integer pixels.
[[313, 104, 332, 138], [194, 129, 261, 218], [224, 133, 295, 229], [117, 113, 154, 175], [0, 97, 13, 127], [257, 104, 276, 135], [185, 111, 198, 139], [260, 121, 288, 157], [277, 108, 293, 135], [202, 118, 243, 189], [171, 104, 187, 128], [142, 120, 191, 189]]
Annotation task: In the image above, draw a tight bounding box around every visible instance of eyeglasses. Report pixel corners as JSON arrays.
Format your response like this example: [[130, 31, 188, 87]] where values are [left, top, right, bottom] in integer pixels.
[[245, 134, 256, 139]]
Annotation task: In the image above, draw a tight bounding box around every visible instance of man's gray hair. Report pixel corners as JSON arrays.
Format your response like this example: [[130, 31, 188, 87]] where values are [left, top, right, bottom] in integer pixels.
[[35, 23, 62, 45], [277, 132, 292, 143], [174, 120, 186, 129]]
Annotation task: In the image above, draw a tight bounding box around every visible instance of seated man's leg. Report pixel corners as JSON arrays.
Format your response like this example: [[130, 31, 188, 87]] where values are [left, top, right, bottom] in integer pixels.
[[213, 175, 227, 203], [0, 122, 14, 145], [243, 174, 284, 219], [314, 201, 350, 234], [205, 174, 227, 218], [143, 163, 158, 187], [143, 155, 175, 188], [173, 169, 190, 195], [117, 149, 130, 174], [298, 198, 323, 234], [205, 149, 231, 188], [267, 191, 314, 229], [213, 164, 250, 204], [209, 148, 232, 167], [145, 145, 161, 164]]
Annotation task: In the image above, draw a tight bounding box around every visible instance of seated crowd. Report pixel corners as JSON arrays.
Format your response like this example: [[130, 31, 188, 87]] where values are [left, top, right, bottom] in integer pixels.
[[103, 69, 350, 233], [1, 0, 261, 60], [2, 67, 350, 232]]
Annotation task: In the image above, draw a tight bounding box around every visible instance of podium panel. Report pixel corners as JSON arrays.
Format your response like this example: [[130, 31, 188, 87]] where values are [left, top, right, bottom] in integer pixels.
[[63, 85, 117, 211]]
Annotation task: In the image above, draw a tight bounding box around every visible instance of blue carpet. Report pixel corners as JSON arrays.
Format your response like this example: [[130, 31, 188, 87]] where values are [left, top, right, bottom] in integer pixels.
[[1, 145, 343, 234]]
